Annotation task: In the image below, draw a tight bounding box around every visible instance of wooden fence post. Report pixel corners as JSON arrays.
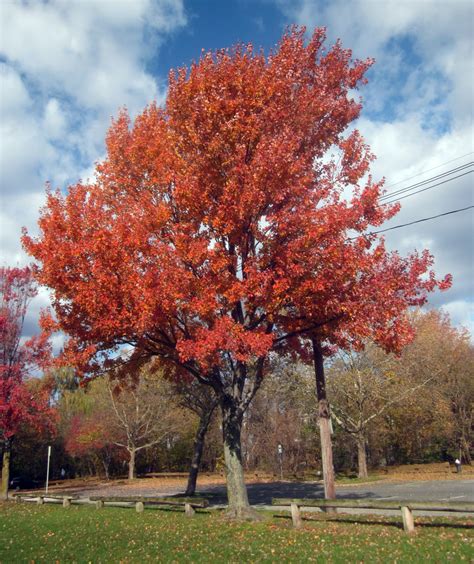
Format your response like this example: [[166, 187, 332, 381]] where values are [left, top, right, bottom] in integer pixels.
[[401, 506, 415, 534], [290, 503, 302, 528], [185, 503, 195, 517], [135, 502, 144, 513]]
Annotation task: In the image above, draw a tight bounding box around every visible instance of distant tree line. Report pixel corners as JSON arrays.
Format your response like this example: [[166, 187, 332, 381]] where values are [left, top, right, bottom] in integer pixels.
[[8, 309, 472, 488]]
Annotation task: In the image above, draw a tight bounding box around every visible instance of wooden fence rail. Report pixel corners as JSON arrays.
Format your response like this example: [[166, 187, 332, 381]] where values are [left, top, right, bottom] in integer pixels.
[[272, 498, 474, 534], [89, 495, 209, 516], [13, 493, 208, 517], [13, 493, 81, 507]]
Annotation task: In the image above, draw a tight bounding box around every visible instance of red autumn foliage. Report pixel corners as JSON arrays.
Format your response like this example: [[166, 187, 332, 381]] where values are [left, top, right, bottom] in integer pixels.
[[23, 29, 450, 374], [64, 412, 124, 479], [65, 414, 113, 458], [0, 266, 56, 443]]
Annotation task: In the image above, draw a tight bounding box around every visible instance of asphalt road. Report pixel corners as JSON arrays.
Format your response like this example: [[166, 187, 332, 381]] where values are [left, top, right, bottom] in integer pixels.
[[198, 479, 474, 507]]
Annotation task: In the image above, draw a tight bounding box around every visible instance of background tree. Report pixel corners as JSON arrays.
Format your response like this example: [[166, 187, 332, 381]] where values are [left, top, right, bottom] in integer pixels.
[[242, 357, 318, 477], [381, 311, 471, 465], [107, 365, 188, 480], [172, 376, 219, 496], [0, 266, 56, 499], [328, 344, 426, 478], [327, 310, 469, 476], [444, 344, 473, 464], [65, 413, 119, 479]]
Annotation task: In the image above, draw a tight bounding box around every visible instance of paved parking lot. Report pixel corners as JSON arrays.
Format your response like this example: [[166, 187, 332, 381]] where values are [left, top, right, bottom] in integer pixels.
[[199, 479, 474, 509]]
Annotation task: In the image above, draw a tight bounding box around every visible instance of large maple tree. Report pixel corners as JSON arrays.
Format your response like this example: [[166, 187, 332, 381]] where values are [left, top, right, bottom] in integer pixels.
[[23, 28, 449, 518], [0, 266, 56, 499]]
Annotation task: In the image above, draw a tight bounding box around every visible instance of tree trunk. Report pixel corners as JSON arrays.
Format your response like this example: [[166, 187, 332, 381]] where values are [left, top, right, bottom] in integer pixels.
[[1, 440, 11, 500], [460, 434, 472, 465], [128, 448, 136, 480], [185, 410, 213, 496], [312, 338, 336, 501], [221, 397, 261, 520], [356, 433, 368, 479], [102, 458, 110, 480]]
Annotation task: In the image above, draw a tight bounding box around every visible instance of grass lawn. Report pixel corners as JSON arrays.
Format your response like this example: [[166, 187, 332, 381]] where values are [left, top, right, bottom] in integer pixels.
[[0, 502, 472, 562]]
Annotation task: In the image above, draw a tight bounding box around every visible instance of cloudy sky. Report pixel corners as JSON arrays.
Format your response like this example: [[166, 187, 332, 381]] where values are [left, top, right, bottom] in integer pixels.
[[1, 0, 472, 340]]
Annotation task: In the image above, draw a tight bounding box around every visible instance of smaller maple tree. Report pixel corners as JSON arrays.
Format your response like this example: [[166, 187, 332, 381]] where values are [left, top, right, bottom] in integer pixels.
[[65, 413, 119, 479], [0, 266, 56, 499]]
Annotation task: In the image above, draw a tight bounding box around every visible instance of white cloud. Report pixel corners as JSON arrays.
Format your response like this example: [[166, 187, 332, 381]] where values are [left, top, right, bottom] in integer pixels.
[[43, 99, 68, 139], [440, 301, 474, 336], [0, 0, 185, 111], [0, 63, 31, 114]]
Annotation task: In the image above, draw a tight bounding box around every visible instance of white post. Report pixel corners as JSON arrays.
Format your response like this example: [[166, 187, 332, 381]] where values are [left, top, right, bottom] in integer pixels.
[[45, 446, 51, 494], [401, 506, 415, 534], [277, 444, 283, 480]]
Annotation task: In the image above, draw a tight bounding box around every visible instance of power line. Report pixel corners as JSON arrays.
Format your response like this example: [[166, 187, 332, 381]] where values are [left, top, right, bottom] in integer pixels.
[[363, 205, 474, 236], [380, 162, 473, 202], [343, 155, 474, 239], [383, 152, 474, 190], [382, 170, 473, 205]]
